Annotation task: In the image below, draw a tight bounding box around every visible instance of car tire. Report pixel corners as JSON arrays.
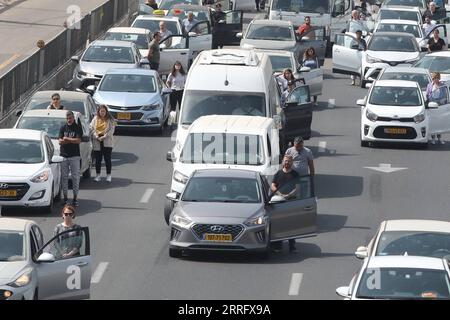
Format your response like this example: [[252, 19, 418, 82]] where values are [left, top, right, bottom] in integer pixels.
[[418, 142, 428, 150], [361, 140, 369, 147], [164, 199, 174, 225], [169, 247, 182, 258], [42, 189, 54, 214], [256, 247, 270, 260], [54, 182, 62, 202]]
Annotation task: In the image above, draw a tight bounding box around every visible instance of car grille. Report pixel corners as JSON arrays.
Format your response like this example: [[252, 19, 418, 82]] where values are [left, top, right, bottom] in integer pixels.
[[0, 183, 30, 201], [109, 111, 143, 121], [108, 105, 142, 111], [377, 116, 415, 122], [373, 126, 417, 139], [192, 224, 244, 241]]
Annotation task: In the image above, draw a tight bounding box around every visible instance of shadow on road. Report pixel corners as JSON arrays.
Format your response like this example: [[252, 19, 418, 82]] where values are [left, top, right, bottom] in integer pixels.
[[307, 146, 356, 160], [108, 151, 139, 167], [314, 174, 363, 199], [80, 177, 133, 190]]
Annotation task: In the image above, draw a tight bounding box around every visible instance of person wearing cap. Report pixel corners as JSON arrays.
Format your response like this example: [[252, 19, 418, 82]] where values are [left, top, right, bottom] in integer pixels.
[[350, 30, 367, 86], [285, 136, 315, 178]]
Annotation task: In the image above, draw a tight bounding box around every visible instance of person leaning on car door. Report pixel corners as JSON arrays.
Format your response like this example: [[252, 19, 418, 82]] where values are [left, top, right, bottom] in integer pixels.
[[426, 72, 447, 144]]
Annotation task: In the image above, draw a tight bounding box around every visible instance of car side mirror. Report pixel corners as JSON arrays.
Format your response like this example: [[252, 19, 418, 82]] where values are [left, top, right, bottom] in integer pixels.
[[162, 88, 172, 95], [16, 110, 22, 117], [81, 136, 90, 143], [351, 44, 359, 50], [166, 192, 179, 202], [299, 66, 311, 73], [188, 32, 198, 37], [365, 83, 372, 89], [140, 58, 149, 66], [71, 56, 80, 63], [355, 246, 368, 259], [356, 99, 366, 106], [269, 195, 285, 204], [51, 155, 64, 163], [167, 151, 175, 162], [428, 101, 439, 109], [236, 32, 243, 38], [37, 252, 55, 263], [336, 286, 351, 298], [218, 20, 225, 24], [86, 85, 96, 93]]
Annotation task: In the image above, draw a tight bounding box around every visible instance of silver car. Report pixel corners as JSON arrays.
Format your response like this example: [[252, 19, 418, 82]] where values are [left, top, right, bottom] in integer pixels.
[[0, 218, 91, 300], [91, 68, 172, 132], [167, 169, 317, 258]]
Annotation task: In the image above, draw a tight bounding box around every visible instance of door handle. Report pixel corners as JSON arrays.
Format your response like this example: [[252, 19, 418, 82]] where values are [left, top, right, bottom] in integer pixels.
[[76, 262, 88, 267], [180, 52, 187, 55], [303, 206, 314, 211]]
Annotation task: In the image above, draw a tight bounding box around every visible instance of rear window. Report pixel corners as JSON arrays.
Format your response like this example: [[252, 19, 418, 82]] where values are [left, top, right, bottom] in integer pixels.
[[16, 117, 65, 139], [25, 99, 86, 115], [379, 72, 429, 90], [104, 32, 149, 50]]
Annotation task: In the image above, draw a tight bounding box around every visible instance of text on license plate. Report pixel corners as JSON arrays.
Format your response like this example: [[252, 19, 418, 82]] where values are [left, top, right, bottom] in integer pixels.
[[117, 113, 131, 120], [203, 234, 233, 242], [384, 128, 407, 134], [0, 190, 17, 197]]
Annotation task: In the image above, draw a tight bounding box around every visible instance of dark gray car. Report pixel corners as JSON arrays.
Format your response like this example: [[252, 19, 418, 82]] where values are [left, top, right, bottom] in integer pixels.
[[166, 169, 317, 258]]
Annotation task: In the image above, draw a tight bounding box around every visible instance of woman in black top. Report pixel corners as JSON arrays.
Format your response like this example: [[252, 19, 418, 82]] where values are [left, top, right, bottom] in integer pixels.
[[428, 29, 446, 52]]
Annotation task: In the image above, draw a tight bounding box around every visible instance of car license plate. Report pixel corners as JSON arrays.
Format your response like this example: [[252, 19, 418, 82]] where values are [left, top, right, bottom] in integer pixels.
[[384, 128, 407, 134], [117, 113, 131, 120], [0, 190, 17, 197], [203, 234, 232, 242]]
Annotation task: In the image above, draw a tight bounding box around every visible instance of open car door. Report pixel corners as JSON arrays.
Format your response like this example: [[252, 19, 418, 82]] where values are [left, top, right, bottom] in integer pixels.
[[297, 26, 327, 67], [159, 35, 190, 75], [187, 20, 212, 59], [213, 10, 243, 47], [331, 0, 353, 39], [269, 175, 317, 241], [332, 33, 362, 76], [35, 227, 91, 300], [428, 86, 450, 136], [283, 85, 313, 141], [299, 67, 323, 97]]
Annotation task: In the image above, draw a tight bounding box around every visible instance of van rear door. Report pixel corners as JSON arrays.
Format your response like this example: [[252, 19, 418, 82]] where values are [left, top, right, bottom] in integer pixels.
[[283, 85, 313, 141]]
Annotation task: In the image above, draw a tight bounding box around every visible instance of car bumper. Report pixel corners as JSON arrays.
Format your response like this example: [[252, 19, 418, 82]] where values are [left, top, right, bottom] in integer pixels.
[[107, 108, 164, 128], [0, 285, 35, 300], [361, 119, 428, 143], [362, 62, 414, 82], [0, 179, 52, 208]]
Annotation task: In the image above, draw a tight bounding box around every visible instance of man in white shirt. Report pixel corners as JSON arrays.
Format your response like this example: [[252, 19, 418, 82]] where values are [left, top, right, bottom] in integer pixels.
[[159, 21, 173, 47], [182, 12, 199, 33]]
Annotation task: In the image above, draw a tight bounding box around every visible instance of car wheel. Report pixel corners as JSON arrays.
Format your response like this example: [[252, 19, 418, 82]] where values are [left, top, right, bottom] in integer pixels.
[[169, 247, 182, 258], [418, 142, 428, 150], [164, 199, 174, 225], [42, 189, 54, 214], [54, 181, 62, 202], [361, 140, 369, 147]]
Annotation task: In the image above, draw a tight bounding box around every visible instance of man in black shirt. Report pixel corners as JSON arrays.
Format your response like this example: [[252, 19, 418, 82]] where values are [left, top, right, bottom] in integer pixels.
[[212, 3, 226, 49], [428, 29, 446, 52], [59, 111, 83, 206]]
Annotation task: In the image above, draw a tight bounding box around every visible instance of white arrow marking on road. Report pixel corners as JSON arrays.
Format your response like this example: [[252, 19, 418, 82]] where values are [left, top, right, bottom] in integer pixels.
[[328, 98, 335, 109], [91, 262, 109, 284], [288, 273, 303, 296], [318, 141, 327, 153], [364, 163, 408, 173], [140, 188, 154, 203]]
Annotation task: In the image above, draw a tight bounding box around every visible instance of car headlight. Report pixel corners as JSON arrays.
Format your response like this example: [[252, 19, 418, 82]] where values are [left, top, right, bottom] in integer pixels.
[[142, 103, 160, 111], [8, 268, 32, 287], [244, 215, 267, 227], [171, 214, 192, 227], [366, 109, 378, 122], [173, 170, 189, 184], [414, 112, 425, 123], [31, 170, 50, 183], [366, 55, 382, 64]]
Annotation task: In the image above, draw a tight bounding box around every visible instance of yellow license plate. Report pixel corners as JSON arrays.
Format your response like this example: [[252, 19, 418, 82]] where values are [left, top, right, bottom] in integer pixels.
[[117, 113, 131, 120], [203, 234, 233, 242], [384, 128, 407, 134], [0, 190, 17, 197]]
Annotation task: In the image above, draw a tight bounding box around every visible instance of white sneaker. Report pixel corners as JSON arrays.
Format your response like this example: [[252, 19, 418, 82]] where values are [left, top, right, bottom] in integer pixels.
[[431, 140, 436, 145], [94, 175, 101, 182], [106, 175, 112, 182]]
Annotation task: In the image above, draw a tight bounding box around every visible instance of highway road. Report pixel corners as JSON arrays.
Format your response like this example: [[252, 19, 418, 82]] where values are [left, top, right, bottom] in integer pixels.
[[2, 9, 450, 300]]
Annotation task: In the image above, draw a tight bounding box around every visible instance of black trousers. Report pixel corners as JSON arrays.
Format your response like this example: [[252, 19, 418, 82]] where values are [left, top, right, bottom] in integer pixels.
[[94, 142, 112, 175], [170, 90, 184, 111], [150, 62, 159, 71]]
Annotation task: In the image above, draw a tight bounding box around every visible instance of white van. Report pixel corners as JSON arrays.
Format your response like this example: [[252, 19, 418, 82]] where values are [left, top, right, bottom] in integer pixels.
[[165, 115, 281, 224], [171, 48, 283, 160]]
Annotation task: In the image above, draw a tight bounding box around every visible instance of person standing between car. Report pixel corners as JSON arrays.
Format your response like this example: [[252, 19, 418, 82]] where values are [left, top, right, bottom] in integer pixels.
[[255, 0, 261, 11], [159, 21, 173, 47], [59, 111, 82, 207], [166, 61, 187, 112], [296, 16, 314, 39], [212, 3, 226, 49], [277, 68, 296, 92], [47, 93, 64, 110], [423, 2, 445, 22], [146, 0, 158, 10], [351, 30, 367, 86], [53, 205, 82, 258], [423, 16, 436, 35], [302, 47, 319, 105], [426, 72, 447, 144], [271, 155, 301, 253], [90, 105, 116, 182], [182, 12, 199, 33], [281, 80, 298, 106], [148, 31, 161, 71], [285, 136, 315, 177], [427, 29, 446, 52]]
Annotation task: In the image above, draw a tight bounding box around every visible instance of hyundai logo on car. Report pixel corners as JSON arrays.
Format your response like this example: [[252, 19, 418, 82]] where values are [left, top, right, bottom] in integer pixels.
[[210, 225, 224, 232]]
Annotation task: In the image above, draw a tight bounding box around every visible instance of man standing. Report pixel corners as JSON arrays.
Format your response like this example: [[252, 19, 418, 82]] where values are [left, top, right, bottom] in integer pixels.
[[423, 16, 436, 35], [146, 0, 158, 10], [47, 93, 64, 110], [296, 16, 314, 38], [159, 21, 173, 47], [148, 31, 161, 71], [351, 30, 367, 85], [182, 12, 199, 33], [59, 111, 83, 207], [423, 2, 445, 22], [212, 3, 226, 49], [285, 136, 315, 177]]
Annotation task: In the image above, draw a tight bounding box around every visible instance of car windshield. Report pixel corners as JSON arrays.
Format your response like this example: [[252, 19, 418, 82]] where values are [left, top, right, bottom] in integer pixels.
[[369, 86, 422, 106], [0, 231, 25, 262], [180, 133, 265, 166], [99, 74, 157, 93], [159, 0, 201, 10], [0, 139, 44, 164], [376, 24, 421, 38], [16, 117, 65, 139], [246, 25, 294, 41], [182, 176, 262, 203], [272, 0, 330, 14], [379, 72, 429, 90], [368, 35, 417, 52], [379, 10, 420, 23], [384, 0, 425, 8], [376, 231, 450, 258], [356, 267, 450, 299], [104, 32, 149, 50], [25, 99, 86, 115], [132, 19, 180, 35], [268, 55, 293, 72], [82, 45, 135, 64], [413, 56, 450, 73], [181, 90, 266, 125]]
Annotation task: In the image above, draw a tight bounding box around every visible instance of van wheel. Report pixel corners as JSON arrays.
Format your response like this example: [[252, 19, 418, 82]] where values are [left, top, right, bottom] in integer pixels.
[[164, 199, 174, 225], [169, 248, 182, 258]]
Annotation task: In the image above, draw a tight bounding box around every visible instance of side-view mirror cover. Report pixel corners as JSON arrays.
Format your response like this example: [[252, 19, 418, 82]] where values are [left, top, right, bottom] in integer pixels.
[[71, 56, 80, 63], [236, 32, 243, 38], [51, 155, 64, 163], [166, 192, 179, 202], [336, 286, 351, 298], [356, 99, 366, 106], [15, 110, 22, 117], [355, 246, 369, 259], [86, 85, 96, 93], [428, 101, 439, 109], [37, 252, 55, 263], [299, 66, 311, 73], [269, 195, 285, 203], [166, 151, 175, 162]]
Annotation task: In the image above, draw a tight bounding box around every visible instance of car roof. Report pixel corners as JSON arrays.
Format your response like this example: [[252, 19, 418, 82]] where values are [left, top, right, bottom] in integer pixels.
[[20, 109, 82, 119], [382, 67, 429, 74], [367, 256, 446, 270], [90, 40, 135, 47], [384, 219, 450, 233], [30, 90, 89, 101], [135, 15, 180, 22], [104, 68, 158, 76], [251, 19, 293, 26], [373, 80, 419, 87], [0, 218, 34, 232], [189, 115, 274, 135], [377, 19, 420, 25], [380, 5, 421, 12], [193, 169, 258, 179], [0, 129, 42, 140], [106, 27, 150, 35]]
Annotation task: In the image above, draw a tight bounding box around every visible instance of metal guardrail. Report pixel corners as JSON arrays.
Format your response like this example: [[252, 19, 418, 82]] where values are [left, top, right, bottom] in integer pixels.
[[0, 0, 138, 122]]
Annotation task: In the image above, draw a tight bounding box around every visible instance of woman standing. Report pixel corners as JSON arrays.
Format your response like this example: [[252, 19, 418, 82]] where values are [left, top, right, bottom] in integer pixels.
[[277, 68, 296, 92], [53, 205, 82, 258], [426, 72, 446, 144], [428, 29, 446, 52], [90, 105, 116, 182], [166, 61, 187, 112], [301, 47, 319, 106]]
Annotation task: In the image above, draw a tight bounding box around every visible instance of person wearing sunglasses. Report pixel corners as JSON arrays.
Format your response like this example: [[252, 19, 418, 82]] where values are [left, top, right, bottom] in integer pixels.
[[47, 93, 64, 110], [53, 204, 82, 258]]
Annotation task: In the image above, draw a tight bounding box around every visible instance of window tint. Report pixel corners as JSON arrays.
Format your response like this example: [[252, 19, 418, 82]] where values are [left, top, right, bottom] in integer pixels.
[[274, 175, 313, 201], [104, 32, 149, 50], [159, 0, 201, 10], [268, 55, 293, 73], [39, 228, 89, 260], [16, 117, 66, 139], [0, 139, 44, 164], [0, 232, 25, 261], [132, 19, 181, 35], [272, 0, 330, 14], [26, 99, 86, 115], [247, 25, 293, 41], [380, 72, 430, 90], [384, 0, 425, 8], [376, 24, 421, 38], [31, 225, 44, 248], [287, 86, 311, 104], [414, 56, 450, 73], [379, 10, 420, 23], [83, 46, 135, 64], [368, 35, 417, 52], [369, 86, 422, 106]]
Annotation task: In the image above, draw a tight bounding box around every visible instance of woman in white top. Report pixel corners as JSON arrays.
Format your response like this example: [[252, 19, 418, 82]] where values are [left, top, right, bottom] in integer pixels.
[[166, 61, 187, 111]]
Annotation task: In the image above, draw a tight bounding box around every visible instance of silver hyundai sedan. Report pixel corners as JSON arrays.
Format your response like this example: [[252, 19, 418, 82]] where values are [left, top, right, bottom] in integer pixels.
[[167, 169, 317, 259]]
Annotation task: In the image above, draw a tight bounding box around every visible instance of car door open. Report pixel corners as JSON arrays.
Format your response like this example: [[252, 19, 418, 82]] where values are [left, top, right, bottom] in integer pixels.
[[187, 21, 212, 58], [268, 175, 317, 241], [428, 86, 450, 136], [159, 35, 190, 76], [214, 10, 243, 46], [283, 85, 313, 141], [332, 33, 363, 76], [297, 26, 327, 66], [34, 227, 91, 300]]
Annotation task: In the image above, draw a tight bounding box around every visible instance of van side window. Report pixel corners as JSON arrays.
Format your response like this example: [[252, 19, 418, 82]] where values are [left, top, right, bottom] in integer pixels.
[[266, 134, 272, 158]]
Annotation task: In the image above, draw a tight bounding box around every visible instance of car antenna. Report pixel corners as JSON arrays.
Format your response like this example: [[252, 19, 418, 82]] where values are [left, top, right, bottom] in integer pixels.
[[224, 66, 229, 86]]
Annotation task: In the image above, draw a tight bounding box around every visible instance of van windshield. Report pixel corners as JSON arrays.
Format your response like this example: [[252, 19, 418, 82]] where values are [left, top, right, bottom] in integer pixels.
[[180, 91, 266, 125], [272, 0, 330, 14]]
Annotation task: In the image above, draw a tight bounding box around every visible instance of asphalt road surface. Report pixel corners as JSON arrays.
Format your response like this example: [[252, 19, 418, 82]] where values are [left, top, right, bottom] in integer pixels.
[[2, 9, 450, 300]]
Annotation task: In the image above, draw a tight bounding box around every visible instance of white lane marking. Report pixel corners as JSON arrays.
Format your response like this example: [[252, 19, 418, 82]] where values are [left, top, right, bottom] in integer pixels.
[[140, 188, 154, 203], [288, 273, 303, 296], [327, 98, 335, 109], [91, 262, 109, 284], [318, 141, 327, 153], [364, 163, 408, 173]]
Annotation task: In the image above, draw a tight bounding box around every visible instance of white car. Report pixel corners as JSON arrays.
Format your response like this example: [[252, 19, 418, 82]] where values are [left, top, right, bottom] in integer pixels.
[[104, 27, 152, 59], [355, 219, 450, 260], [0, 218, 91, 300], [376, 6, 423, 25], [373, 19, 424, 44], [336, 256, 450, 300], [377, 66, 431, 94], [358, 80, 450, 147], [0, 129, 63, 212], [413, 51, 450, 83], [14, 110, 92, 179], [333, 32, 421, 87]]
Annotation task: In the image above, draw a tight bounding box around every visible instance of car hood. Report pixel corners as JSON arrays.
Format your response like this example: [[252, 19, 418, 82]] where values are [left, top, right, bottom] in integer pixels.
[[0, 163, 46, 178], [365, 50, 419, 62], [0, 261, 29, 285], [79, 61, 137, 76], [241, 39, 296, 51], [176, 201, 264, 219], [93, 91, 160, 107], [367, 104, 424, 117]]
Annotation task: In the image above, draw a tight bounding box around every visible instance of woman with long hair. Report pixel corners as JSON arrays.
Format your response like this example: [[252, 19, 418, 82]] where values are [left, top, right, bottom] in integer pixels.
[[166, 61, 187, 112]]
